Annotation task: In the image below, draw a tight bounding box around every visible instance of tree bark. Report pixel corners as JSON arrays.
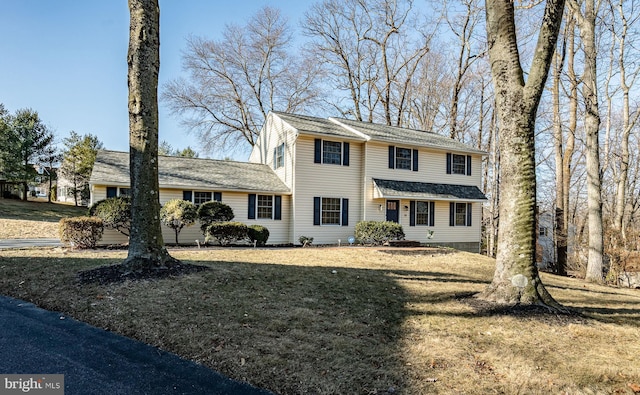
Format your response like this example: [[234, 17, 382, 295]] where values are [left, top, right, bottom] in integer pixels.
[[480, 0, 565, 307], [568, 0, 603, 282], [124, 0, 176, 269]]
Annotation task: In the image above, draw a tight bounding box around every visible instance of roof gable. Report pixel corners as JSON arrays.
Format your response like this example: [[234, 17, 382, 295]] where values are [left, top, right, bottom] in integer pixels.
[[90, 150, 290, 193]]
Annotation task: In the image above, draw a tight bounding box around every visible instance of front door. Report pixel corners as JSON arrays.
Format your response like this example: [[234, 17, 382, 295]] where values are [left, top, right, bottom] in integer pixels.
[[386, 200, 399, 223]]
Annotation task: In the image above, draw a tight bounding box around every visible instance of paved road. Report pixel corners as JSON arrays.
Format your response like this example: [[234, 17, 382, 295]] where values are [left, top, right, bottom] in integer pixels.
[[0, 238, 62, 249], [0, 296, 274, 395]]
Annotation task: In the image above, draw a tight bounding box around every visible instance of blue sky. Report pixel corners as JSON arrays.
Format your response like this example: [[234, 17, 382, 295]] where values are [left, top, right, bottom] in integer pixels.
[[0, 1, 310, 160]]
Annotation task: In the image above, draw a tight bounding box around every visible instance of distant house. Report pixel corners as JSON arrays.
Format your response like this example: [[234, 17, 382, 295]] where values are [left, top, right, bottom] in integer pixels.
[[90, 112, 487, 251]]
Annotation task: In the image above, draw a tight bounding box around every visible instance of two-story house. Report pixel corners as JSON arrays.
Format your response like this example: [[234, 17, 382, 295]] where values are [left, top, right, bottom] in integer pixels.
[[89, 111, 487, 252]]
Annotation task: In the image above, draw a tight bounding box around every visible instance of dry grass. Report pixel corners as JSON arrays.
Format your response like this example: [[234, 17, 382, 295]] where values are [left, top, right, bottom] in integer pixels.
[[0, 199, 85, 238], [0, 246, 639, 394]]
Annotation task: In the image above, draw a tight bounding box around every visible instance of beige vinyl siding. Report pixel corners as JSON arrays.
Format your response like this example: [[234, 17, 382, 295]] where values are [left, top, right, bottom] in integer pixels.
[[94, 186, 291, 246], [364, 142, 482, 186], [400, 201, 482, 244], [292, 136, 363, 245], [249, 113, 297, 189]]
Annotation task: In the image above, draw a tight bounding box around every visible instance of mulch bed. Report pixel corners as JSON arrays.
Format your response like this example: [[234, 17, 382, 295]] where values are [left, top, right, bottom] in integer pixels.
[[77, 261, 210, 285]]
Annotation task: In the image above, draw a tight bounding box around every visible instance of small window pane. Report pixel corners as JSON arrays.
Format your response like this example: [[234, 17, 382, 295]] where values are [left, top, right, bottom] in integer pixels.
[[194, 192, 212, 205], [416, 201, 429, 225], [257, 195, 273, 219], [452, 154, 466, 175], [396, 147, 412, 170], [322, 197, 341, 225], [455, 202, 467, 226], [323, 141, 342, 165], [119, 188, 130, 196]]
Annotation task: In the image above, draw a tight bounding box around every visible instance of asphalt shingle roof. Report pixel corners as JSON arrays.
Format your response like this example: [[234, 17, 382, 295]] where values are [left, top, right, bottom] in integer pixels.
[[373, 178, 487, 201], [271, 112, 485, 154], [90, 150, 290, 193], [272, 112, 366, 140]]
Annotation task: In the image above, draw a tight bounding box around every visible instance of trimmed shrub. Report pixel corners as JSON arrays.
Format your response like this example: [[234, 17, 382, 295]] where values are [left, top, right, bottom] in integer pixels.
[[247, 225, 270, 246], [355, 221, 405, 245], [197, 201, 235, 234], [205, 221, 248, 246], [160, 199, 198, 244], [59, 216, 104, 249], [88, 196, 131, 236]]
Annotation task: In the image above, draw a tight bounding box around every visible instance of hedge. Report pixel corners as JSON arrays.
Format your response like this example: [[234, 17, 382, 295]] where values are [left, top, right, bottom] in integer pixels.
[[354, 221, 405, 245], [59, 216, 104, 249]]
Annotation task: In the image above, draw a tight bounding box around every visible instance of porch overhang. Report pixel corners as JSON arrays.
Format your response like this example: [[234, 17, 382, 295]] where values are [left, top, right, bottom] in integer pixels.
[[372, 178, 487, 202]]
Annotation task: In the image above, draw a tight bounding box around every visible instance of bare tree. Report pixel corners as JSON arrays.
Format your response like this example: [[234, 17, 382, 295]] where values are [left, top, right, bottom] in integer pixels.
[[305, 0, 432, 126], [163, 7, 322, 155], [480, 0, 565, 307], [567, 0, 604, 283], [125, 0, 176, 269]]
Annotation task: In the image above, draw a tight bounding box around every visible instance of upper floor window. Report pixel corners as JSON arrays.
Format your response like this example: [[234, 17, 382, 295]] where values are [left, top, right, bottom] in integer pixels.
[[314, 139, 350, 166], [388, 145, 418, 171], [274, 143, 285, 169], [446, 153, 472, 176]]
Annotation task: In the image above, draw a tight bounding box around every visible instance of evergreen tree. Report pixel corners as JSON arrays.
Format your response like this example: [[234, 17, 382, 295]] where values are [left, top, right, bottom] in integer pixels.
[[59, 131, 103, 206]]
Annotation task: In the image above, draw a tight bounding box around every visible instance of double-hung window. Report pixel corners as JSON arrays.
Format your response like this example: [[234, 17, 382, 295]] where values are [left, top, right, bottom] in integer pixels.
[[248, 194, 282, 220], [274, 143, 285, 169], [257, 195, 273, 219], [410, 201, 435, 226], [194, 191, 212, 206], [388, 146, 419, 171], [446, 153, 472, 176], [449, 202, 472, 227], [313, 197, 349, 226], [314, 139, 350, 166]]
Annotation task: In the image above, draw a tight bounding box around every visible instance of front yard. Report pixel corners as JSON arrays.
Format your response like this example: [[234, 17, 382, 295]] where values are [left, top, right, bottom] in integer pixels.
[[0, 246, 639, 394]]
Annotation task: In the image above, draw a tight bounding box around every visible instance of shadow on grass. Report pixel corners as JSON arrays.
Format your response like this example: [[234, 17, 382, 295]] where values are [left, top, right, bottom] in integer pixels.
[[0, 199, 86, 222], [1, 253, 639, 393]]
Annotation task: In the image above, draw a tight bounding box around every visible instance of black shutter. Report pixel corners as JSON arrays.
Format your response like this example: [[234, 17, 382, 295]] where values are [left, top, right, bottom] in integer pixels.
[[467, 203, 472, 226], [412, 149, 419, 171], [341, 198, 349, 226], [214, 192, 222, 201], [449, 202, 455, 226], [409, 201, 416, 226], [274, 195, 282, 220], [343, 142, 350, 166], [466, 155, 472, 176], [446, 153, 452, 174], [429, 202, 435, 226], [313, 197, 321, 225], [182, 190, 192, 202], [388, 146, 395, 169], [314, 139, 322, 163], [248, 194, 256, 219], [107, 187, 117, 198]]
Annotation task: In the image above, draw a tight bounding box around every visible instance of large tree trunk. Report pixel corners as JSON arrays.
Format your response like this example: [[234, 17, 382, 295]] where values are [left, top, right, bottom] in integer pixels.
[[552, 33, 567, 276], [480, 0, 565, 307], [124, 0, 176, 269]]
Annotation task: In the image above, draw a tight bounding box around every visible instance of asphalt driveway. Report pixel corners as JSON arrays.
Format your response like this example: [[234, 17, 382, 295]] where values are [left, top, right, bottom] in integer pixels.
[[0, 295, 274, 395], [0, 238, 61, 249]]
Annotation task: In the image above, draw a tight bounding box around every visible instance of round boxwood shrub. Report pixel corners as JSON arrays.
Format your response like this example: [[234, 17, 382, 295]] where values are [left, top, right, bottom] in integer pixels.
[[247, 225, 270, 246], [197, 201, 235, 234], [160, 199, 198, 244], [88, 196, 131, 237]]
